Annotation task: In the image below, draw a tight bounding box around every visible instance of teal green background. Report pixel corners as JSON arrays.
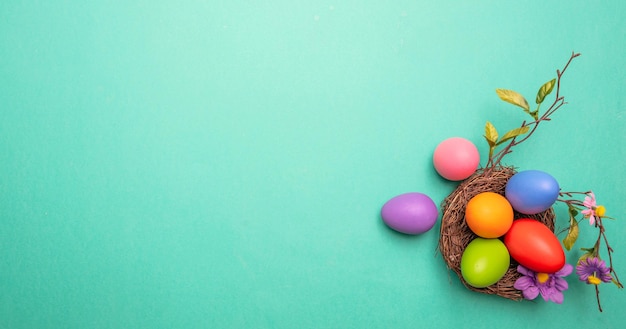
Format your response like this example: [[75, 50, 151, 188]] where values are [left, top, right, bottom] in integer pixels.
[[2, 1, 625, 328]]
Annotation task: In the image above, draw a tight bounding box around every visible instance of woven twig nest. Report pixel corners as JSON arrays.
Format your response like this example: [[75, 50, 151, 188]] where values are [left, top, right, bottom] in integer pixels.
[[438, 166, 556, 300]]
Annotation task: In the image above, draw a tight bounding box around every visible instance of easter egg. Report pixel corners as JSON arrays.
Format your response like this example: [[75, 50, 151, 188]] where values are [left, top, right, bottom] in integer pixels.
[[465, 192, 514, 238], [461, 238, 510, 288], [505, 170, 559, 214], [381, 192, 439, 235], [504, 218, 565, 273], [433, 137, 480, 181]]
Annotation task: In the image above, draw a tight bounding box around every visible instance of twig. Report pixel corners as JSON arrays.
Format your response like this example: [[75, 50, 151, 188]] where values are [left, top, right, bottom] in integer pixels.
[[595, 285, 603, 312], [487, 52, 581, 169]]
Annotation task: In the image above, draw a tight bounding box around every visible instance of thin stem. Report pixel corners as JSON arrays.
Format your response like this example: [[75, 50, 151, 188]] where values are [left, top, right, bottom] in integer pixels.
[[595, 285, 603, 312], [488, 52, 580, 168], [559, 191, 591, 197], [555, 52, 581, 100], [556, 198, 585, 208], [599, 217, 623, 288], [590, 216, 623, 311]]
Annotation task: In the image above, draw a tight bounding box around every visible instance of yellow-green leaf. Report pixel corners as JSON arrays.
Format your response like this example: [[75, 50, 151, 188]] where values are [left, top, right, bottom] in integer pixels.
[[569, 206, 579, 217], [496, 89, 530, 111], [484, 121, 498, 146], [562, 218, 579, 251], [536, 78, 556, 104], [578, 248, 594, 263], [495, 126, 529, 146]]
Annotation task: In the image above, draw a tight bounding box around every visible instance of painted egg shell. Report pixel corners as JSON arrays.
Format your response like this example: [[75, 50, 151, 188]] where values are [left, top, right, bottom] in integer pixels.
[[381, 192, 439, 235], [461, 238, 510, 288], [433, 137, 480, 181], [504, 218, 565, 273], [505, 170, 559, 215], [465, 192, 514, 238]]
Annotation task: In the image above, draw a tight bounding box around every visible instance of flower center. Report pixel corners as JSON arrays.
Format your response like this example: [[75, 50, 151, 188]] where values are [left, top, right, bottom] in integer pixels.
[[588, 275, 602, 285], [537, 273, 549, 283], [596, 205, 606, 217]]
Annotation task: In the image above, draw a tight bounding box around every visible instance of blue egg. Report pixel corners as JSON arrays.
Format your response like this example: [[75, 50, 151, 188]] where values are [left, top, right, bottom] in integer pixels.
[[505, 170, 559, 215]]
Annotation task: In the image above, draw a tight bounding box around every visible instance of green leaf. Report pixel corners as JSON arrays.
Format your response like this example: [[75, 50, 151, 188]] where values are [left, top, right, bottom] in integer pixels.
[[536, 78, 556, 104], [496, 89, 530, 112], [484, 121, 498, 147], [578, 247, 598, 263], [611, 278, 624, 289], [578, 249, 594, 263], [495, 126, 530, 146], [562, 216, 579, 251]]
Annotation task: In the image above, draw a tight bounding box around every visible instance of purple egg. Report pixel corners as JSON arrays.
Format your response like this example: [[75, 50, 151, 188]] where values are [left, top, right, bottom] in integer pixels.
[[381, 192, 439, 234]]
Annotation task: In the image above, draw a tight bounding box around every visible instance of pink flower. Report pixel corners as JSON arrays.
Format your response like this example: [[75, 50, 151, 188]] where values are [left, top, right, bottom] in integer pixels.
[[581, 192, 597, 225]]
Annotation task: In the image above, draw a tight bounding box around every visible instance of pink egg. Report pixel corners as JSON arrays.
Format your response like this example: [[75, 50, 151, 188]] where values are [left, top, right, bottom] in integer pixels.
[[433, 137, 480, 181]]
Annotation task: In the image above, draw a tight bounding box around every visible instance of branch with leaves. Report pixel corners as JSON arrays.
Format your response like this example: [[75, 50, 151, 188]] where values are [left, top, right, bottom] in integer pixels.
[[484, 52, 580, 169], [559, 191, 623, 312]]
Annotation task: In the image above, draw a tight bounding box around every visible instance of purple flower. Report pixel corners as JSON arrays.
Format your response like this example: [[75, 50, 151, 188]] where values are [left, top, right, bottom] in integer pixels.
[[576, 257, 612, 285], [514, 264, 573, 304], [581, 192, 598, 225]]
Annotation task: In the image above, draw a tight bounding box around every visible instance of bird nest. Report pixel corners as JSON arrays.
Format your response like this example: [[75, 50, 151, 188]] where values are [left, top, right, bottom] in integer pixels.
[[438, 166, 556, 300]]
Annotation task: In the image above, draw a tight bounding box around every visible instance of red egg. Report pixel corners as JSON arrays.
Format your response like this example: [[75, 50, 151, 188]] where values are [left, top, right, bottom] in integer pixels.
[[503, 218, 565, 273]]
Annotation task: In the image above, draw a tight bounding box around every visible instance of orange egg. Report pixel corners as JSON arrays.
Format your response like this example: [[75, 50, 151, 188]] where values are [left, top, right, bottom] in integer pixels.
[[465, 192, 513, 238]]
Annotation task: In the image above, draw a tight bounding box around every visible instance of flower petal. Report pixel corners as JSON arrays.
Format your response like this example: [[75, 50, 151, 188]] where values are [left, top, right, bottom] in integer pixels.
[[556, 264, 573, 277], [522, 286, 539, 300], [583, 192, 596, 207], [538, 285, 554, 302], [576, 264, 590, 281], [601, 273, 613, 283], [516, 265, 534, 277], [554, 277, 569, 291], [549, 291, 564, 304], [514, 276, 534, 290]]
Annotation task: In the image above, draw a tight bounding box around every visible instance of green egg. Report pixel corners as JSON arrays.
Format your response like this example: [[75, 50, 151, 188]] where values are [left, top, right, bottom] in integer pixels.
[[461, 238, 510, 288]]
